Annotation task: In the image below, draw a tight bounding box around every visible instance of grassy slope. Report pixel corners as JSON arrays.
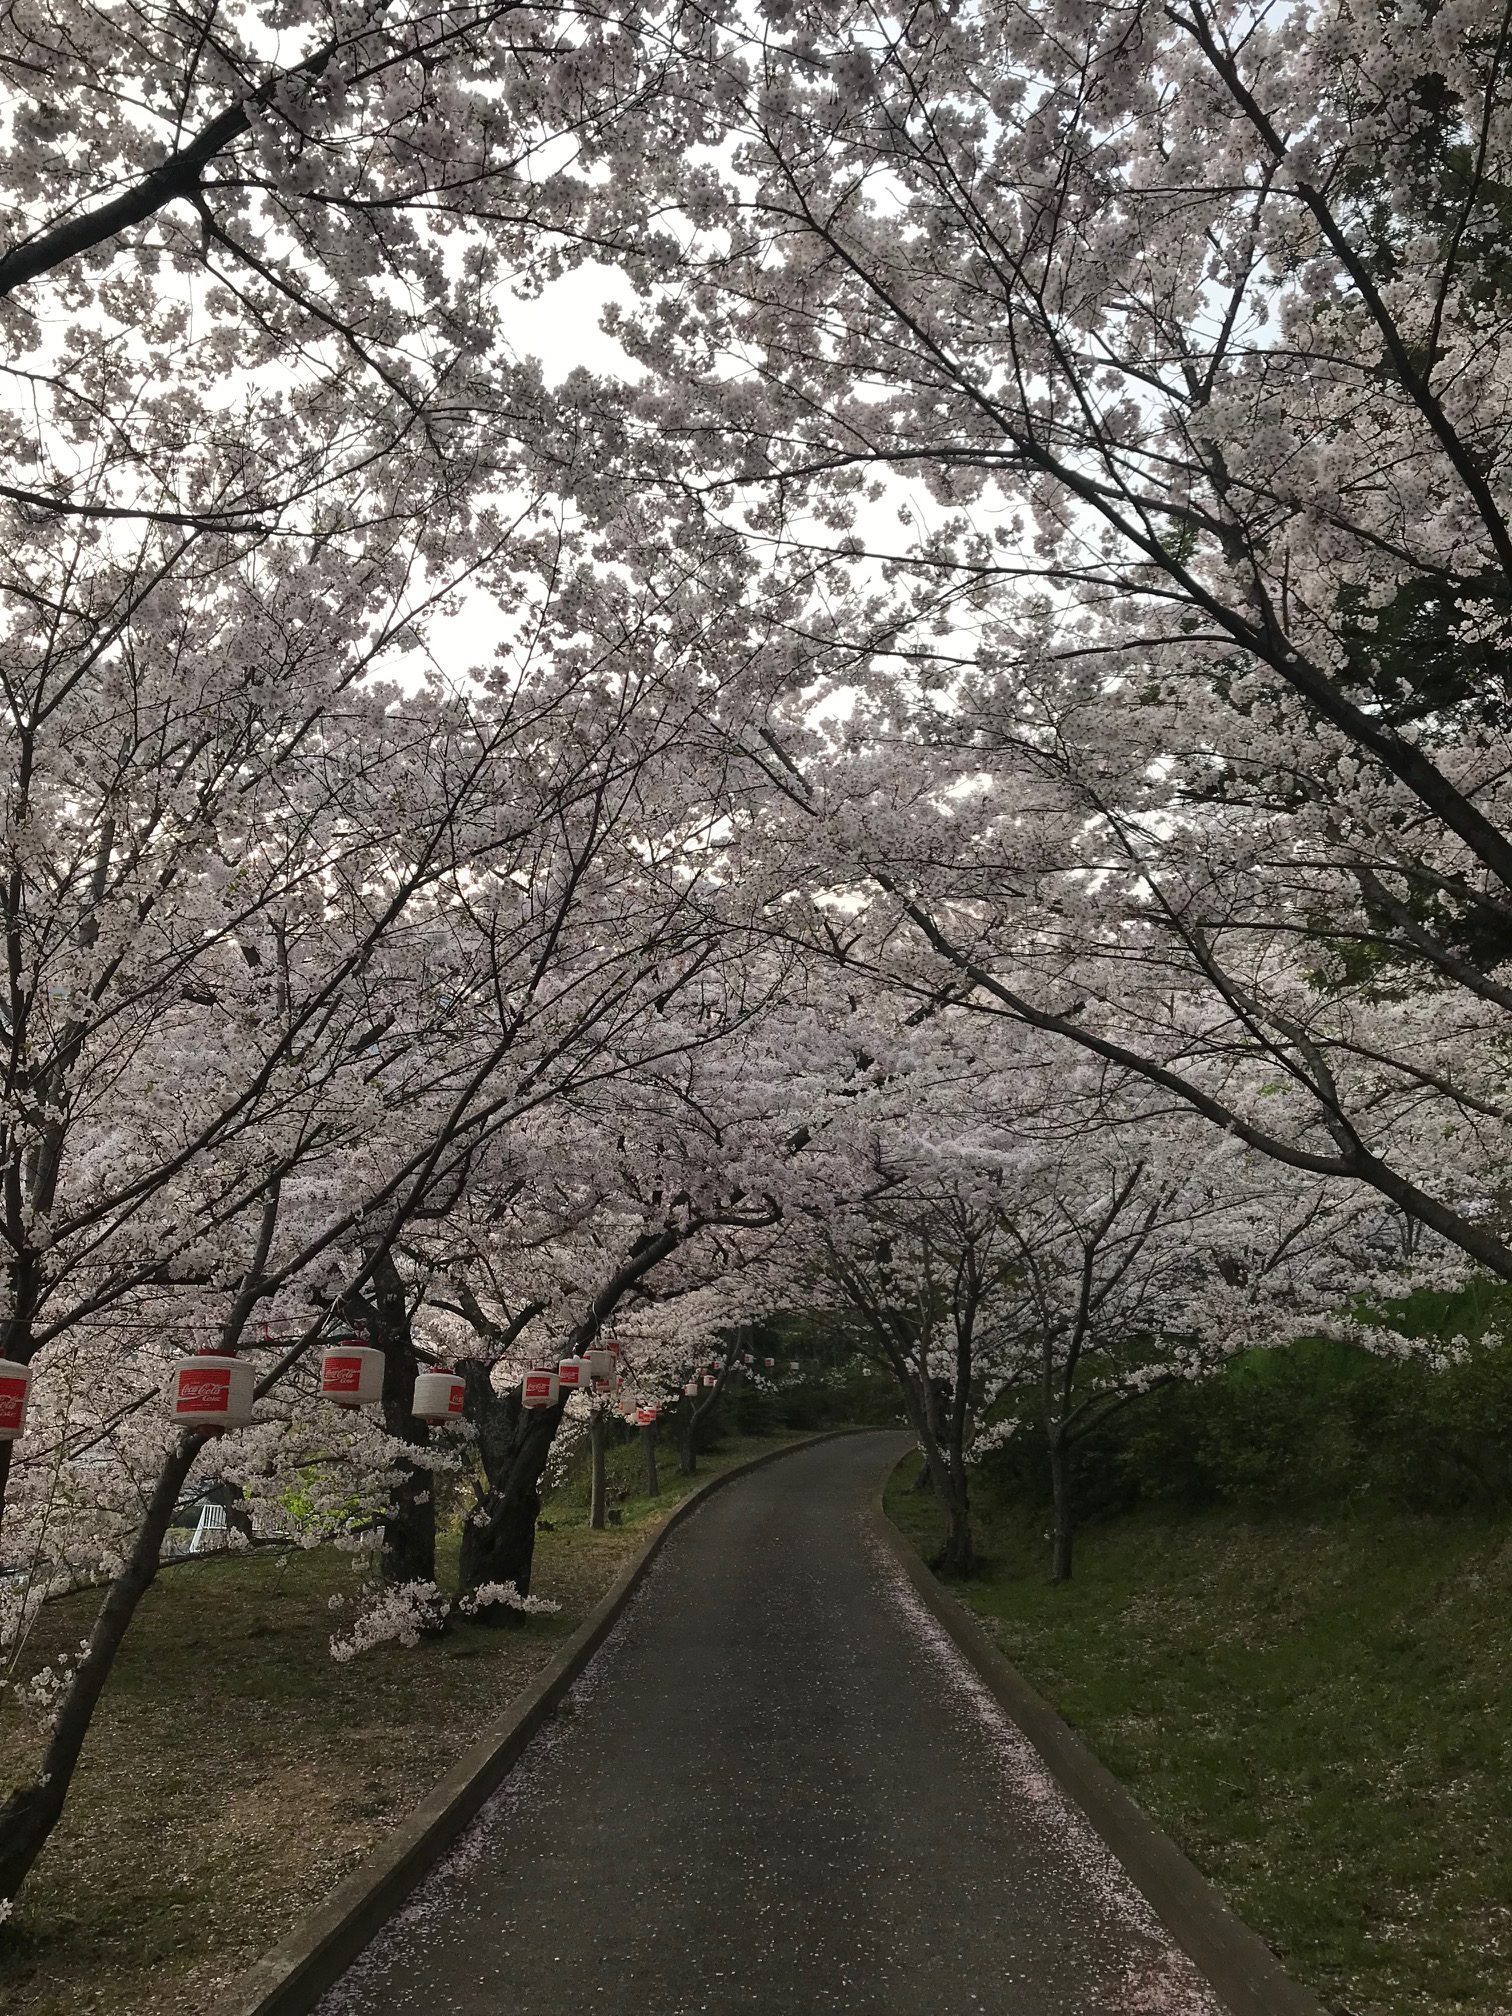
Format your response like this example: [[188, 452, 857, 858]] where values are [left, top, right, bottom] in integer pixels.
[[887, 1461, 1512, 2016], [0, 1429, 807, 2016]]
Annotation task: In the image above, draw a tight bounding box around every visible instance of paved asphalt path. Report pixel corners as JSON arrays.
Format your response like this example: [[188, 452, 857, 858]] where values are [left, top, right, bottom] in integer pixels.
[[319, 1431, 1226, 2016]]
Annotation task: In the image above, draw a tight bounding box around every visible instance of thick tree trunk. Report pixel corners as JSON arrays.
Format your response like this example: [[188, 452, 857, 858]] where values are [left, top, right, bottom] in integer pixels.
[[0, 1438, 198, 1905], [589, 1409, 608, 1530], [931, 1451, 976, 1577], [643, 1419, 660, 1497], [679, 1399, 698, 1476], [380, 1441, 437, 1586], [1048, 1432, 1074, 1584], [362, 1254, 436, 1587], [458, 1483, 540, 1604], [903, 1378, 975, 1578], [457, 1375, 561, 1609]]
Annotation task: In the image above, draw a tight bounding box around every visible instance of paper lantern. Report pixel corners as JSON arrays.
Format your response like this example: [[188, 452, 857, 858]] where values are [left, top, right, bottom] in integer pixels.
[[789, 1360, 801, 1373], [636, 1405, 658, 1426], [321, 1341, 384, 1409], [522, 1366, 559, 1408], [584, 1345, 613, 1386], [702, 1371, 717, 1387], [170, 1350, 254, 1431], [413, 1368, 466, 1422], [619, 1396, 638, 1421], [764, 1357, 775, 1369], [0, 1358, 33, 1442], [683, 1381, 697, 1397], [557, 1357, 587, 1391]]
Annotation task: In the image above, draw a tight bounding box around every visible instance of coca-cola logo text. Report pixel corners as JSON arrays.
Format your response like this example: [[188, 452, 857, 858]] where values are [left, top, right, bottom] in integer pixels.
[[177, 1371, 231, 1410]]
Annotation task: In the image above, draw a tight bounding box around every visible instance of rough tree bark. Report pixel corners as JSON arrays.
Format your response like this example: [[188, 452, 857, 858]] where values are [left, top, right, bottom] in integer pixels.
[[589, 1407, 608, 1531], [917, 1431, 975, 1578], [890, 1363, 975, 1577], [1047, 1428, 1074, 1585], [0, 1437, 199, 1902], [678, 1351, 737, 1479], [643, 1417, 659, 1497], [349, 1250, 436, 1586], [458, 1366, 564, 1607]]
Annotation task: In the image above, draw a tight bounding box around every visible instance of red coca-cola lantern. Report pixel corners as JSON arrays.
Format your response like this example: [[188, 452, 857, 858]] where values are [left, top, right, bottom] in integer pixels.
[[413, 1367, 466, 1422], [522, 1366, 559, 1408], [321, 1340, 384, 1409], [0, 1358, 33, 1442], [636, 1405, 658, 1426], [683, 1381, 697, 1397], [170, 1349, 254, 1431], [702, 1371, 717, 1388], [557, 1357, 587, 1392]]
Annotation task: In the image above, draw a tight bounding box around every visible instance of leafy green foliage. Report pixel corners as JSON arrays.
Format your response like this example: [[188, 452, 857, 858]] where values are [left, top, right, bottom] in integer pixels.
[[984, 1316, 1512, 1522]]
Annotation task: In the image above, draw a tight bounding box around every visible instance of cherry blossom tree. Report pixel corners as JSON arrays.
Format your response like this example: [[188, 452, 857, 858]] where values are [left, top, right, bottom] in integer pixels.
[[409, 1027, 800, 1601], [0, 492, 825, 1902], [586, 0, 1512, 1286], [789, 1006, 1452, 1578]]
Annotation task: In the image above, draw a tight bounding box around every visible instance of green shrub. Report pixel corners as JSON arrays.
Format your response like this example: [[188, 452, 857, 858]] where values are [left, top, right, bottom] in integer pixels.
[[979, 1319, 1512, 1523]]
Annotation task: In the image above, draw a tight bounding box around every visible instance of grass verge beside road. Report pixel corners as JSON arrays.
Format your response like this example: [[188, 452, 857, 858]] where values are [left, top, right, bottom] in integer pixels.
[[886, 1457, 1512, 2016], [0, 1430, 810, 2016]]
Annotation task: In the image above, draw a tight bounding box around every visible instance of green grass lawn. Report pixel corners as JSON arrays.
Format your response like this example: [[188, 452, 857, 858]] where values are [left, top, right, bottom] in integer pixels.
[[0, 1427, 810, 2016], [886, 1460, 1512, 2016]]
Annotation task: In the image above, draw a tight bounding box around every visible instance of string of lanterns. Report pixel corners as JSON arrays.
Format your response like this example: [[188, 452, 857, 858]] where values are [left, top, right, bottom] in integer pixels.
[[165, 1338, 473, 1434], [0, 1334, 807, 1446]]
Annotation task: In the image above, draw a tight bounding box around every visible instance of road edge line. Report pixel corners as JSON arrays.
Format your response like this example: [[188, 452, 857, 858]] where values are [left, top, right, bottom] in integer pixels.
[[869, 1482, 1327, 2016], [219, 1427, 871, 2016]]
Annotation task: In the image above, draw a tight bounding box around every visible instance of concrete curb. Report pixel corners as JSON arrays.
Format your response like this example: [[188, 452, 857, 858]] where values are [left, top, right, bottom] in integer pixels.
[[220, 1428, 869, 2016], [871, 1486, 1328, 2016]]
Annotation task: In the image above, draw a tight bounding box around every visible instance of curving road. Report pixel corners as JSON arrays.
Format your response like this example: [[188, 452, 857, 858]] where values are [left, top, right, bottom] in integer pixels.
[[318, 1432, 1226, 2016]]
